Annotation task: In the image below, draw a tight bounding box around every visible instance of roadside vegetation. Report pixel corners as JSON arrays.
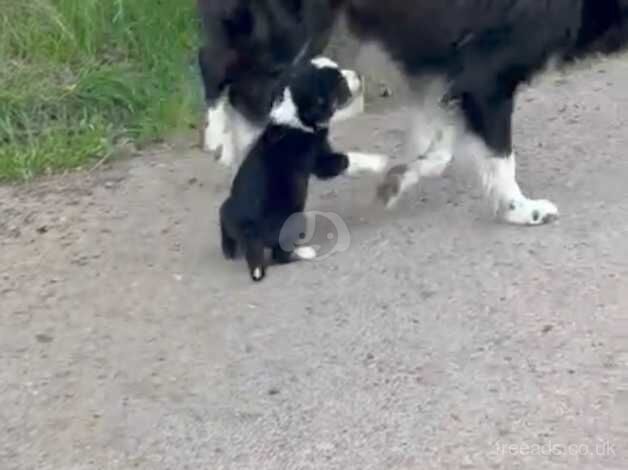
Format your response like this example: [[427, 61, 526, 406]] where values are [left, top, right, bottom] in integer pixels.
[[0, 0, 201, 182]]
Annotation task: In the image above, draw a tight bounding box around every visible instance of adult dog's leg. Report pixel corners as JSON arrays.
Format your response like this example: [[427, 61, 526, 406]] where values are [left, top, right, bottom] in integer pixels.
[[377, 100, 457, 207], [219, 201, 238, 259], [198, 46, 231, 163], [459, 90, 559, 225]]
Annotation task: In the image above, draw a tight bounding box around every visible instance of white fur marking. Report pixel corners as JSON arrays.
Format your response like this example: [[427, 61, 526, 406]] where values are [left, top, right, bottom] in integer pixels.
[[481, 153, 559, 225], [341, 69, 362, 95], [269, 89, 313, 133], [418, 149, 454, 178], [252, 267, 263, 280], [311, 56, 339, 69], [203, 94, 228, 155], [294, 246, 317, 260], [346, 152, 389, 176]]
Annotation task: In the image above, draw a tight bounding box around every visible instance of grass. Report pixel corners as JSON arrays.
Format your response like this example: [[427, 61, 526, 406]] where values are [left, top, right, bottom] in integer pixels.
[[0, 0, 202, 182]]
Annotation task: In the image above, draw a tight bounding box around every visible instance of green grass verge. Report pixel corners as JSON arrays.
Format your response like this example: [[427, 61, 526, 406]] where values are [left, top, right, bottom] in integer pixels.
[[0, 0, 202, 182]]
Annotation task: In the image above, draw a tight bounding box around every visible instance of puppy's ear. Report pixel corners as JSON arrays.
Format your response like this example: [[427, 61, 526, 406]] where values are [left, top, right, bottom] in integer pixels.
[[222, 4, 254, 40]]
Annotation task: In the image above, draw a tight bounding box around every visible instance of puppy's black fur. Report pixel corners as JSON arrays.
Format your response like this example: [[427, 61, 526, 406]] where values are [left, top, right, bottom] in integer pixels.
[[219, 61, 354, 282]]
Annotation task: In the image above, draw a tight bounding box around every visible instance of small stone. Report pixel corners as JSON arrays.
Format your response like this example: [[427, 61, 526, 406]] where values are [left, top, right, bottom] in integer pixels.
[[542, 324, 554, 334], [35, 333, 54, 344]]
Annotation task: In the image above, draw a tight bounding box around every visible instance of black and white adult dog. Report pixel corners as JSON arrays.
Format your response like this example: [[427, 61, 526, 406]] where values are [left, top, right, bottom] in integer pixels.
[[219, 57, 387, 281], [199, 0, 628, 225]]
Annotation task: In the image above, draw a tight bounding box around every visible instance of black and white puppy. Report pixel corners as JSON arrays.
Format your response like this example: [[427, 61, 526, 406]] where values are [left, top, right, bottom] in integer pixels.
[[219, 57, 387, 282]]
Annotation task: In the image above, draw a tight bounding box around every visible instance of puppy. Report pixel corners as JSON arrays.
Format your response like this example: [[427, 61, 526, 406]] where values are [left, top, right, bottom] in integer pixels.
[[219, 57, 387, 281]]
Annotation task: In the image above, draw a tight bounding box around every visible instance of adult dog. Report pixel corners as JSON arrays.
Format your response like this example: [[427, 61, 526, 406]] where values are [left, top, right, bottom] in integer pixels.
[[198, 0, 628, 225]]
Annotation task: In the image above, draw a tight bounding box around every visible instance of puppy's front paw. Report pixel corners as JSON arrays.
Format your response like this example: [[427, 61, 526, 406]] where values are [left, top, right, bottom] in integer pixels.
[[346, 152, 389, 176]]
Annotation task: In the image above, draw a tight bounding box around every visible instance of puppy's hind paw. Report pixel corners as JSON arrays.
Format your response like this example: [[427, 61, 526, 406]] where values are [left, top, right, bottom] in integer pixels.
[[294, 246, 318, 261], [250, 265, 266, 282]]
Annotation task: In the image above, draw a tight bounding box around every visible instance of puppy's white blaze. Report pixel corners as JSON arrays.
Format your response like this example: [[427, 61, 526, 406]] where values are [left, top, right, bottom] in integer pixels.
[[330, 69, 365, 123], [341, 69, 362, 95], [311, 56, 339, 69], [294, 246, 317, 260], [269, 88, 314, 133], [482, 153, 559, 225], [252, 267, 264, 280], [345, 152, 389, 176]]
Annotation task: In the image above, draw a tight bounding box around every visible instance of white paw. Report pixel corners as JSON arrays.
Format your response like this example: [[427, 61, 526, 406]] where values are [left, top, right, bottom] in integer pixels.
[[346, 152, 389, 176], [502, 198, 559, 225], [251, 266, 265, 282], [294, 246, 317, 260]]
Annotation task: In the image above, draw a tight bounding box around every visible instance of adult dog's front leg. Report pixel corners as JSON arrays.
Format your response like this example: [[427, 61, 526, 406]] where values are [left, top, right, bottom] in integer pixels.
[[198, 46, 232, 165], [463, 91, 559, 225], [202, 93, 231, 163]]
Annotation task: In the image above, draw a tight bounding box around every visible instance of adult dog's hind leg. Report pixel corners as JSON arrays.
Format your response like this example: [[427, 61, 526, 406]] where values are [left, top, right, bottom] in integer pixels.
[[459, 90, 559, 225], [377, 100, 457, 207]]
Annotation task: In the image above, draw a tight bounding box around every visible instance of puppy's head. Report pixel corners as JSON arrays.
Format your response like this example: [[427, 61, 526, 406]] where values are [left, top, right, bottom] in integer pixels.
[[269, 56, 364, 131]]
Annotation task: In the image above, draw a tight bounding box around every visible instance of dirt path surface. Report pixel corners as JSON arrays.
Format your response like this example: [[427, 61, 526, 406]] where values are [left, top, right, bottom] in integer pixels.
[[2, 51, 628, 470]]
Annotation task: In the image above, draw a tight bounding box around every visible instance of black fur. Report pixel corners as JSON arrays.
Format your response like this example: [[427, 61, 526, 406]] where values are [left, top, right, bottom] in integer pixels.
[[219, 62, 353, 282]]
